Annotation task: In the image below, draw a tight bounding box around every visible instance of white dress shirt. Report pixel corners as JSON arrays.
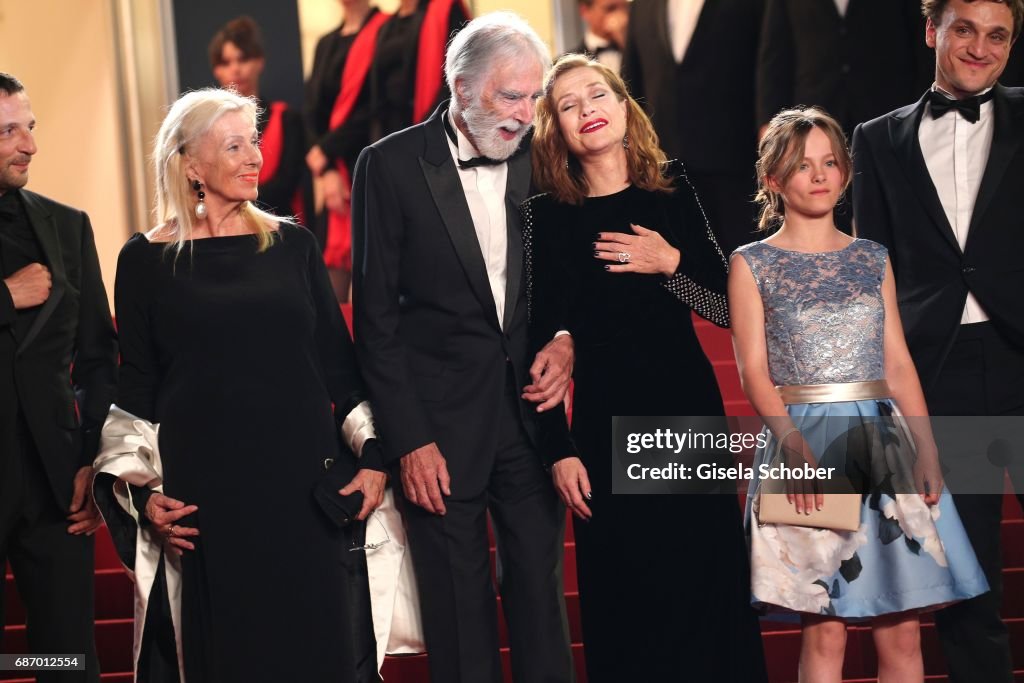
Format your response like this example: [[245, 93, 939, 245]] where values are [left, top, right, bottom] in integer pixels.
[[583, 30, 622, 75], [918, 86, 994, 324], [833, 0, 850, 18], [446, 110, 509, 329], [667, 0, 705, 64]]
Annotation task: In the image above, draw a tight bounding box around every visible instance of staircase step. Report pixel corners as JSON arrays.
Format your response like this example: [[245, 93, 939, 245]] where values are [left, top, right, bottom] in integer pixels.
[[0, 619, 133, 681], [379, 642, 588, 681], [761, 617, 1024, 682]]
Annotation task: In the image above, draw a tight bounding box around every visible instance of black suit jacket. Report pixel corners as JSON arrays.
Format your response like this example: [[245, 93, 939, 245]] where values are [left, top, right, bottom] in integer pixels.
[[351, 104, 542, 494], [757, 0, 933, 134], [0, 190, 117, 510], [621, 0, 762, 170], [852, 85, 1024, 391]]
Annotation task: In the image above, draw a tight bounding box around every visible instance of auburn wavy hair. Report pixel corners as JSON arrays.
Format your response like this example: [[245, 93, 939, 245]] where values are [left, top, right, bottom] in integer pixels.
[[532, 54, 672, 205]]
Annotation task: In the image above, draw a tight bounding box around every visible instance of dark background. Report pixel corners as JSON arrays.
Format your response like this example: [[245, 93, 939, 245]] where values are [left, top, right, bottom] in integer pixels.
[[172, 0, 306, 108]]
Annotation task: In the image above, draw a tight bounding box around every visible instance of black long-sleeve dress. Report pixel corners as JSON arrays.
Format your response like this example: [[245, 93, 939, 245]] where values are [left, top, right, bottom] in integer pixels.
[[369, 0, 469, 136], [523, 163, 768, 682], [305, 17, 378, 174], [115, 224, 378, 681]]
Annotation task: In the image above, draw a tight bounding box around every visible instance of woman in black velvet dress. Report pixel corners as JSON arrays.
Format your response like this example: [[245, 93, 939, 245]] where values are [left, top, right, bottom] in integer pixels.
[[524, 55, 768, 683], [115, 88, 386, 682]]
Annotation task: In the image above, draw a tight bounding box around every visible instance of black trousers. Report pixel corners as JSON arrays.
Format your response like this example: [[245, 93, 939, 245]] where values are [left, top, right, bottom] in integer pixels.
[[927, 322, 1024, 683], [396, 366, 574, 683], [0, 415, 99, 683]]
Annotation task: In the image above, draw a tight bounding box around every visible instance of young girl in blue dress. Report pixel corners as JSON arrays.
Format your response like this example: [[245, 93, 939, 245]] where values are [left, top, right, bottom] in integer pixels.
[[729, 107, 988, 682]]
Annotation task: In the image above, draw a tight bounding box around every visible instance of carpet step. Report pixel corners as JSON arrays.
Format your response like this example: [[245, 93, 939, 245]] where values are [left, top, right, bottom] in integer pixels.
[[761, 617, 1024, 682]]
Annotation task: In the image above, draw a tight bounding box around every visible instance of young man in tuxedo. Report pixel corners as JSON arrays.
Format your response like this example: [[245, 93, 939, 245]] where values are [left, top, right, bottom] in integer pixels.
[[0, 73, 117, 682], [852, 2, 1024, 680], [351, 13, 575, 683]]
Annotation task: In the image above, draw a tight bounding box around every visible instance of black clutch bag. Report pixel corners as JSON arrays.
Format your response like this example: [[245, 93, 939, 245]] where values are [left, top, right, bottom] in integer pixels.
[[313, 455, 365, 528]]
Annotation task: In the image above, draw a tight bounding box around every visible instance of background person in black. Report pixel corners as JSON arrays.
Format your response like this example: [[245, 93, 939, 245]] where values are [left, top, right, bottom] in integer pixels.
[[567, 0, 629, 73], [305, 0, 387, 302], [756, 0, 934, 232], [621, 0, 763, 255], [757, 0, 934, 139], [852, 1, 1024, 680], [369, 0, 470, 139], [526, 54, 768, 683], [0, 72, 116, 682], [208, 16, 305, 223]]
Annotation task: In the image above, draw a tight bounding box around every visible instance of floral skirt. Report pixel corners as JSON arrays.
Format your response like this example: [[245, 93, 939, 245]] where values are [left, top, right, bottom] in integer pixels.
[[743, 397, 989, 618]]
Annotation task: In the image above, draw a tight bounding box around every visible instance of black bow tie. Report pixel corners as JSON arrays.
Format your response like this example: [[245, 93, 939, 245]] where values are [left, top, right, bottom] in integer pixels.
[[443, 111, 506, 169], [928, 89, 994, 124]]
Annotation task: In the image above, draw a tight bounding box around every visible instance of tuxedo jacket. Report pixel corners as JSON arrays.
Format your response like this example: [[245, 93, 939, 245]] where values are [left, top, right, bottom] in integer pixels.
[[852, 85, 1024, 391], [0, 190, 117, 510], [351, 104, 544, 494], [621, 0, 762, 171], [757, 0, 933, 133]]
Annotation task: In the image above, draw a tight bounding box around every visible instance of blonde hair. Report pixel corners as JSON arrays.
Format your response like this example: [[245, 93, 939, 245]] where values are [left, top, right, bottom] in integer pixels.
[[755, 106, 851, 231], [532, 54, 672, 205], [152, 88, 283, 256]]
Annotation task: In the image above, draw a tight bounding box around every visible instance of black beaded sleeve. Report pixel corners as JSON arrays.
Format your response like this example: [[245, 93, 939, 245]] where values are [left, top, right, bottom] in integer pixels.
[[662, 164, 731, 328]]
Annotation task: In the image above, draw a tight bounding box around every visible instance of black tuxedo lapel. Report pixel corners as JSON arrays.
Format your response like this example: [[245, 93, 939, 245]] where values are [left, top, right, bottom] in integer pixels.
[[648, 0, 673, 64], [679, 0, 717, 66], [968, 85, 1024, 245], [419, 107, 502, 331], [502, 149, 530, 326], [889, 93, 962, 253], [18, 191, 66, 353]]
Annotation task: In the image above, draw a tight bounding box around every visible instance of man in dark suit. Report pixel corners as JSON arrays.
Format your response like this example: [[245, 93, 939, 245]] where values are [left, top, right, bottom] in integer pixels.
[[758, 0, 934, 233], [757, 0, 934, 137], [351, 13, 574, 683], [852, 2, 1024, 680], [621, 0, 763, 254], [0, 73, 117, 681]]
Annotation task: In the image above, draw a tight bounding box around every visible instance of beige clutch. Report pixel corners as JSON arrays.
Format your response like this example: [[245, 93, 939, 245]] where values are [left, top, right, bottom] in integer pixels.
[[756, 485, 861, 532], [754, 431, 861, 532]]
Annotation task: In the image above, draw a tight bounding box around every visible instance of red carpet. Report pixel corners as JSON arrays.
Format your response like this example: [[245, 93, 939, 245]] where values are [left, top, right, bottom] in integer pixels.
[[4, 313, 1021, 682]]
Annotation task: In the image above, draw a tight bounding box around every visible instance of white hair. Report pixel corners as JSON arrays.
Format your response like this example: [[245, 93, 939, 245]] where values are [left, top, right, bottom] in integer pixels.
[[444, 12, 551, 115], [152, 87, 285, 255]]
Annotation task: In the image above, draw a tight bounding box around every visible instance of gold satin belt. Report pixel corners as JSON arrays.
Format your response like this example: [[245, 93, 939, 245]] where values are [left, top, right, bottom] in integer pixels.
[[776, 380, 891, 405]]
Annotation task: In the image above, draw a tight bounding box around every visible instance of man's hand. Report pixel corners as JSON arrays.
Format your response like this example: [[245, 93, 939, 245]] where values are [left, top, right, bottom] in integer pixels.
[[144, 493, 199, 555], [339, 468, 388, 520], [552, 457, 592, 520], [400, 443, 451, 515], [4, 262, 51, 309], [523, 334, 574, 412], [67, 466, 103, 535]]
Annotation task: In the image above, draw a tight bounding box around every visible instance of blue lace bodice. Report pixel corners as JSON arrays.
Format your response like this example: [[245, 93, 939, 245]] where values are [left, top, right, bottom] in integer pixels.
[[733, 239, 888, 386]]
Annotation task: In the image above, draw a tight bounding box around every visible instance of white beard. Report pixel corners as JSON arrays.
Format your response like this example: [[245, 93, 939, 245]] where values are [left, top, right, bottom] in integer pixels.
[[461, 100, 530, 160]]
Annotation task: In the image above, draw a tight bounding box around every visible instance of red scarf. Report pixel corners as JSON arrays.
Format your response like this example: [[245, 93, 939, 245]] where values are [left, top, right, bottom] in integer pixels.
[[324, 10, 391, 270], [413, 0, 471, 124], [258, 102, 287, 184], [256, 102, 306, 225]]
